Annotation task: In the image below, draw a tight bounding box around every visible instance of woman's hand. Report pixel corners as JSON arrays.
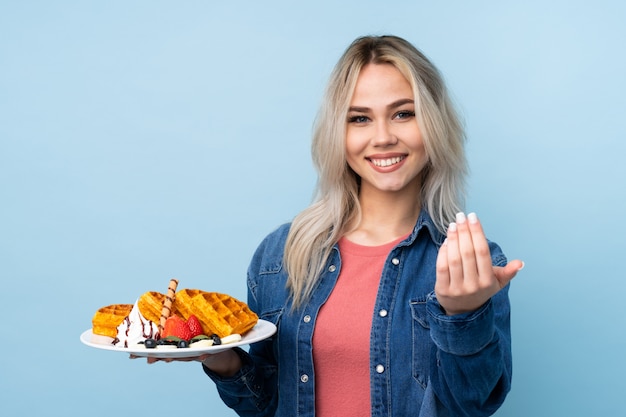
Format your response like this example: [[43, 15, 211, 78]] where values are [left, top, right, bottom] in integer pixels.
[[129, 353, 209, 364], [435, 212, 524, 316], [130, 349, 242, 377]]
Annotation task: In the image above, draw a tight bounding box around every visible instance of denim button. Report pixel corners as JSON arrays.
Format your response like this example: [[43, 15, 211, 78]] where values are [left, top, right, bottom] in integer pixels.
[[301, 374, 309, 383], [303, 315, 311, 323], [376, 364, 385, 373], [391, 258, 400, 265], [328, 265, 337, 272], [379, 309, 388, 317]]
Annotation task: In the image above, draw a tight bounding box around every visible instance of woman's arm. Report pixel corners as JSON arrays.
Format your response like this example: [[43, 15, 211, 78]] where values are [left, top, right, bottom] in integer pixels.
[[428, 212, 523, 415]]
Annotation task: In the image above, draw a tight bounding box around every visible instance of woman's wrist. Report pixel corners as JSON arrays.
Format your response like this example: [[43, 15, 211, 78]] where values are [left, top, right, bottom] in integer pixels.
[[202, 349, 243, 377]]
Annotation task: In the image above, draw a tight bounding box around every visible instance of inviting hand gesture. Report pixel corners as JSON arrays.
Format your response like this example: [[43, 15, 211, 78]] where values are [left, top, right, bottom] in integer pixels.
[[435, 212, 524, 316]]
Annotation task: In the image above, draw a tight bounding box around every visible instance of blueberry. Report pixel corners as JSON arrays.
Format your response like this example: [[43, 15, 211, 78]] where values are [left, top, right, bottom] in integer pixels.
[[144, 339, 157, 349], [158, 338, 178, 346], [210, 334, 222, 345], [177, 340, 189, 348]]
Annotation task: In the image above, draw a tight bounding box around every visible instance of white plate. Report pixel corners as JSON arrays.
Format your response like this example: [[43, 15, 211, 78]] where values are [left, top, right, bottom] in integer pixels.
[[80, 319, 277, 358]]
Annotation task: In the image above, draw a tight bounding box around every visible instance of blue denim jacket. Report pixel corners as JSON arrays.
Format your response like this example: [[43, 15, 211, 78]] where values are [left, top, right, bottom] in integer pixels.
[[204, 211, 512, 416]]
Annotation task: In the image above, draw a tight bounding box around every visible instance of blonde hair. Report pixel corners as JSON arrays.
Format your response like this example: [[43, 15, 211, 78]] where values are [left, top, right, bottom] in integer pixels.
[[285, 35, 467, 308]]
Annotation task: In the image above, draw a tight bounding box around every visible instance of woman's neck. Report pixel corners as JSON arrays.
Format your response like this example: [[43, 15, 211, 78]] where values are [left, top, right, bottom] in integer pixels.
[[344, 186, 420, 246]]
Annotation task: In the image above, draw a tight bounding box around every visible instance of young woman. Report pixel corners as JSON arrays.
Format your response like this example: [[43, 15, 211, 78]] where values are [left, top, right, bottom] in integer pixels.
[[190, 35, 522, 416]]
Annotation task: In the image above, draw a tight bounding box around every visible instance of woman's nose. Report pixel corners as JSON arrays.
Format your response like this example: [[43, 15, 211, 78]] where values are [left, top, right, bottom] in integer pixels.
[[371, 121, 398, 146]]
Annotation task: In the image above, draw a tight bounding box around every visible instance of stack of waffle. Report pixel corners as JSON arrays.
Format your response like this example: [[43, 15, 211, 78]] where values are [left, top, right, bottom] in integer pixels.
[[91, 281, 258, 340]]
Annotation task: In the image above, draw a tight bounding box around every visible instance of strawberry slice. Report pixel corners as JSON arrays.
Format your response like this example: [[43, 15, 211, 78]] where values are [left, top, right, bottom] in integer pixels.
[[187, 314, 204, 338], [161, 315, 192, 341]]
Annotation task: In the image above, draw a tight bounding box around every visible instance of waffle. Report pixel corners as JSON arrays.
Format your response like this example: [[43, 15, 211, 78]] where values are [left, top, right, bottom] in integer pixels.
[[92, 304, 133, 338], [175, 290, 258, 338], [172, 288, 204, 321], [137, 291, 179, 324]]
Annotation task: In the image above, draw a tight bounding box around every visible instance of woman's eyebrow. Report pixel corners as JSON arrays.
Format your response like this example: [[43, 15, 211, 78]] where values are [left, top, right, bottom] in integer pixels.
[[348, 98, 414, 113], [388, 98, 414, 109], [348, 105, 369, 113]]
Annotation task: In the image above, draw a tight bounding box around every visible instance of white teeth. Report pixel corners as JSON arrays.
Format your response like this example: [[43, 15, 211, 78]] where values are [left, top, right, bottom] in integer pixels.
[[371, 156, 403, 167]]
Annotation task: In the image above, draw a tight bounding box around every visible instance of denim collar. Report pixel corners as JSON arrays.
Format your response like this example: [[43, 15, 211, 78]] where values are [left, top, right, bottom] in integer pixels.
[[403, 210, 447, 248]]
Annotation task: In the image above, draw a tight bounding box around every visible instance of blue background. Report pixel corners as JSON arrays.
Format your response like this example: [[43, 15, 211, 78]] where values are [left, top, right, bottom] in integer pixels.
[[1, 1, 624, 416]]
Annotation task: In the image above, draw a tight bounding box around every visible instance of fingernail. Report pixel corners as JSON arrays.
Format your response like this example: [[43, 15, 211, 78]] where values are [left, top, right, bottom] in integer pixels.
[[455, 212, 466, 224], [518, 261, 525, 270], [448, 222, 457, 232], [467, 212, 478, 224]]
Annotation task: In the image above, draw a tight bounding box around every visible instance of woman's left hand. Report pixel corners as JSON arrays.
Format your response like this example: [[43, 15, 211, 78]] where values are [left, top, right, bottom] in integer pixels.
[[435, 212, 524, 316]]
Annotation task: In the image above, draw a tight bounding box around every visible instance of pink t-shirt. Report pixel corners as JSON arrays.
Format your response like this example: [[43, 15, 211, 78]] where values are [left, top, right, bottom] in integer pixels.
[[312, 235, 406, 417]]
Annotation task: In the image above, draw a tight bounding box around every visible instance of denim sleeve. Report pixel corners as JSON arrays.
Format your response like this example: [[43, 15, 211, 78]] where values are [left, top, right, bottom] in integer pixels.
[[425, 242, 513, 416], [201, 229, 283, 417], [202, 346, 277, 417], [201, 307, 279, 417]]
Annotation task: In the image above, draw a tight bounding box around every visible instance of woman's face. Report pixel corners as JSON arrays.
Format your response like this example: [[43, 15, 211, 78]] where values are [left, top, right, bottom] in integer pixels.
[[345, 63, 428, 197]]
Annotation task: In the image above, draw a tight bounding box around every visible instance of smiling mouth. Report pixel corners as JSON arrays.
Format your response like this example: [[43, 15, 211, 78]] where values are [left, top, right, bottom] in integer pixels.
[[369, 156, 405, 167]]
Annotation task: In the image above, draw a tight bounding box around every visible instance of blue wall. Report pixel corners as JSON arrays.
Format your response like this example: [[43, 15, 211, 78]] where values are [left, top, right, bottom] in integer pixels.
[[1, 1, 624, 415]]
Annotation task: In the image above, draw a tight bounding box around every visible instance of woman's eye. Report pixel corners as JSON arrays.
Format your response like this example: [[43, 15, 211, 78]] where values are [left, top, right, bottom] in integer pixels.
[[395, 110, 415, 120], [348, 115, 369, 124]]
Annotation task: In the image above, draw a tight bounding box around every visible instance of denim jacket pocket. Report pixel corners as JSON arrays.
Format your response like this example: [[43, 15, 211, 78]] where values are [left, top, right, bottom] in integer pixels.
[[259, 307, 283, 327], [258, 307, 283, 363], [410, 297, 431, 389]]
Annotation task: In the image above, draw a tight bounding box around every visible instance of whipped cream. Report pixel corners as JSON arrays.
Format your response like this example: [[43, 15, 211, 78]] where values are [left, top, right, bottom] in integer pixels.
[[114, 300, 159, 348]]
